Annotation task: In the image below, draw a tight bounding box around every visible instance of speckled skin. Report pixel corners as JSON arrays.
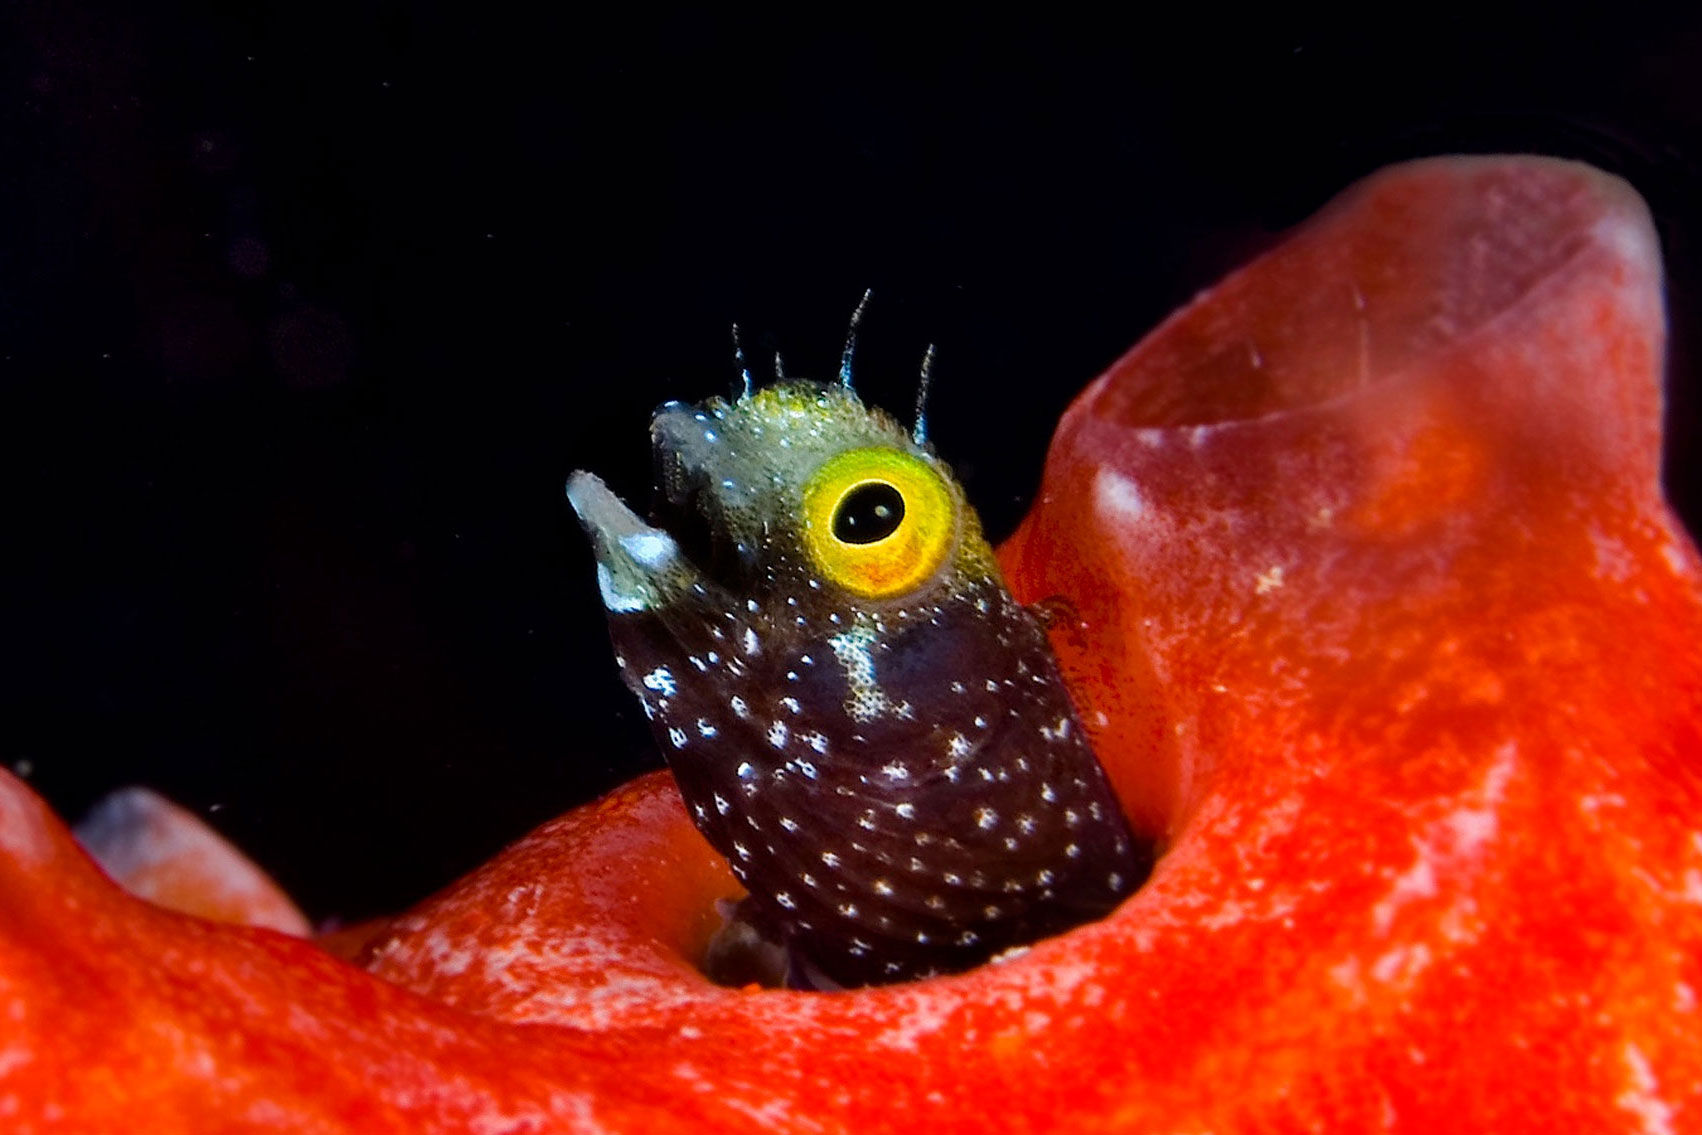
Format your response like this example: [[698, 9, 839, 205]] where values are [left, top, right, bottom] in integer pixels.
[[570, 381, 1147, 987]]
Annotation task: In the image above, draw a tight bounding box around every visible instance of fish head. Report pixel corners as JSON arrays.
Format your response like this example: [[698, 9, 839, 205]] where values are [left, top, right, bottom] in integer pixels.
[[569, 380, 999, 631]]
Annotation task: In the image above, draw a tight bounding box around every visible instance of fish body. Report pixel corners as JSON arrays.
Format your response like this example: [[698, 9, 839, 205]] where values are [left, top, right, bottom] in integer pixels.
[[569, 379, 1147, 987]]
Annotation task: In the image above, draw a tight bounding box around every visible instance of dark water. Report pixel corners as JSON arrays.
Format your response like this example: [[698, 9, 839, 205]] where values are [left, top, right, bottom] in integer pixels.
[[4, 6, 1699, 921]]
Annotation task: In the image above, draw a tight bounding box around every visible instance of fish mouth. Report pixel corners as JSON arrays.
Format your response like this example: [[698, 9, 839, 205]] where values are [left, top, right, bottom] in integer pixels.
[[569, 397, 756, 616], [648, 400, 744, 576], [649, 399, 725, 513], [565, 471, 695, 615]]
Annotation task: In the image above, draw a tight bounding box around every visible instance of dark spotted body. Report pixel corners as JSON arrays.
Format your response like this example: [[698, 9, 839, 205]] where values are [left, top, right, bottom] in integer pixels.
[[569, 378, 1149, 988]]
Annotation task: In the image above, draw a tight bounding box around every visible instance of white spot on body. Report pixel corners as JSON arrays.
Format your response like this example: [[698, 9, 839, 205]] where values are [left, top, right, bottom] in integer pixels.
[[830, 626, 894, 721], [1039, 717, 1072, 742], [642, 667, 677, 696]]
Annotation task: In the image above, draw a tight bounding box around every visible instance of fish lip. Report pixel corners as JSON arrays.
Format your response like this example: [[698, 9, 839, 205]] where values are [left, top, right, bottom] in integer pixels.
[[565, 471, 692, 614]]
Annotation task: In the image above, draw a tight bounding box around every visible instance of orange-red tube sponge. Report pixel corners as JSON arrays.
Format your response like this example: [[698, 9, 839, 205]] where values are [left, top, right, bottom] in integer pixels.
[[3, 155, 1698, 1132]]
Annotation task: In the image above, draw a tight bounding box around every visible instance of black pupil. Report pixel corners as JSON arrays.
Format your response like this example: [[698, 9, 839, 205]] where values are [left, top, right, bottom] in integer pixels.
[[834, 482, 906, 544]]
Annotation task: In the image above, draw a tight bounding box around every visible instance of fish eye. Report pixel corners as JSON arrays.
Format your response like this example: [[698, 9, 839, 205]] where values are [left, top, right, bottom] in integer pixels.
[[802, 447, 956, 599], [832, 482, 906, 544]]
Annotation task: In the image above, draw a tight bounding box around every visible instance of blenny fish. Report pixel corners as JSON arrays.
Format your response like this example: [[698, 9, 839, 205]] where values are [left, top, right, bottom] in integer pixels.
[[567, 326, 1149, 988]]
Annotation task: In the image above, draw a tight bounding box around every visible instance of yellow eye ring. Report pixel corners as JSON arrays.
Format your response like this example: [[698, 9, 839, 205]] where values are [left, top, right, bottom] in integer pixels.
[[801, 447, 957, 600]]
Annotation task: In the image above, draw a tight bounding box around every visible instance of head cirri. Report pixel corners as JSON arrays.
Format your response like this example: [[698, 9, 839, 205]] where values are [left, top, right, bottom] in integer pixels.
[[568, 370, 1149, 989]]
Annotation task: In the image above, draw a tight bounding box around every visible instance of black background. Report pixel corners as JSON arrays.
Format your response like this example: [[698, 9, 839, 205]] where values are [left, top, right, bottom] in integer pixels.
[[4, 5, 1700, 923]]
